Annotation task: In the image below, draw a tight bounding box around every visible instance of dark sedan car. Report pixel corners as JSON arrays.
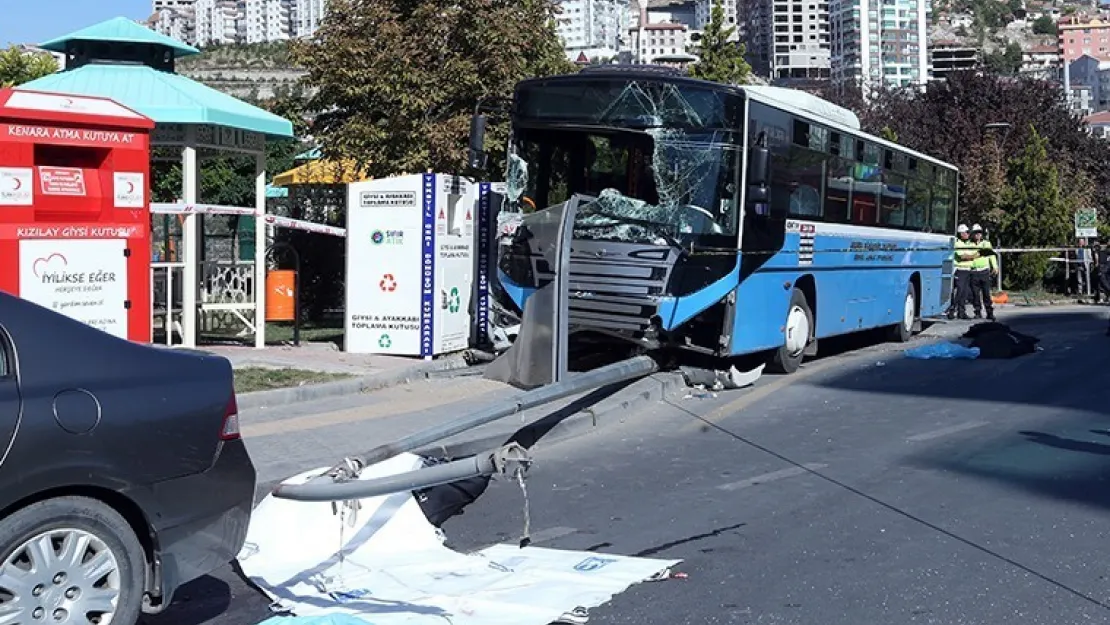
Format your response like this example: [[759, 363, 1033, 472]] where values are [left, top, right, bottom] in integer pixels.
[[0, 291, 256, 624]]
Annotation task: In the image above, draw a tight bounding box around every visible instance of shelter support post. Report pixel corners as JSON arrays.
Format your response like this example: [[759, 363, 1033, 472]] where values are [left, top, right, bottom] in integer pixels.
[[181, 127, 198, 348], [254, 153, 266, 349]]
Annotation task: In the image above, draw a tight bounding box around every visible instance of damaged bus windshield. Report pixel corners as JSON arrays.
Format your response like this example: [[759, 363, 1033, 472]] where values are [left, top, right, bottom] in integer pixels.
[[507, 76, 745, 248]]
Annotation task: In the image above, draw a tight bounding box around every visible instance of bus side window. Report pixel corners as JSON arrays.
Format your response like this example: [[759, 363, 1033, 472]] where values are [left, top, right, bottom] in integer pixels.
[[824, 157, 852, 223]]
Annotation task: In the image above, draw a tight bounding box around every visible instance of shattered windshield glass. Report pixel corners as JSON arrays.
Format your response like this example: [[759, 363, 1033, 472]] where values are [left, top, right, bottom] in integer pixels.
[[505, 80, 742, 248]]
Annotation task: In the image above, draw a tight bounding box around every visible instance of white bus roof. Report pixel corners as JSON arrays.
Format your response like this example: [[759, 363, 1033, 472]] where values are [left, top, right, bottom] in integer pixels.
[[741, 85, 957, 171]]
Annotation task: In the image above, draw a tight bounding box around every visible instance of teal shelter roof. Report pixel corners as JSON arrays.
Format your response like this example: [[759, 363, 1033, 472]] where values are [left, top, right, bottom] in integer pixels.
[[295, 147, 322, 161], [20, 64, 294, 138], [39, 17, 200, 58]]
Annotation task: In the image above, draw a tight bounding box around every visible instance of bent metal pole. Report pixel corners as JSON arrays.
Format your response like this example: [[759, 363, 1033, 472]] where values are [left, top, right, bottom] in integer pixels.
[[271, 354, 659, 501]]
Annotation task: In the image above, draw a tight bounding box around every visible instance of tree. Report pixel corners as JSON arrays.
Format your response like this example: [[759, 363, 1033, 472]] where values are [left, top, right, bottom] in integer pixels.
[[0, 46, 58, 88], [689, 0, 751, 85], [997, 127, 1072, 289], [295, 0, 574, 180], [1031, 15, 1058, 36], [819, 72, 1110, 256], [982, 41, 1023, 75]]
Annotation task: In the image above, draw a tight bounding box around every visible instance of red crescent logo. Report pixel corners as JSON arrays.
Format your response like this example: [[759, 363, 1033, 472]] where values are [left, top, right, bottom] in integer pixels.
[[126, 181, 135, 194], [11, 177, 21, 191]]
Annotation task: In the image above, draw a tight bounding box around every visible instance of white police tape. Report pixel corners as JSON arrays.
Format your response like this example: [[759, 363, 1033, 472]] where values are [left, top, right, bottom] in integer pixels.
[[150, 203, 347, 237]]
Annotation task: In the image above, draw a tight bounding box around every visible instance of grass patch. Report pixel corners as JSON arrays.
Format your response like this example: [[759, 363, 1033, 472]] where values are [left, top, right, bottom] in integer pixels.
[[235, 367, 353, 394]]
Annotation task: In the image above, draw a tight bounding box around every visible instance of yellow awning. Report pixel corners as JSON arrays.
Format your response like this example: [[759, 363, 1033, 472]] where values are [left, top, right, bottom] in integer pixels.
[[272, 158, 369, 186]]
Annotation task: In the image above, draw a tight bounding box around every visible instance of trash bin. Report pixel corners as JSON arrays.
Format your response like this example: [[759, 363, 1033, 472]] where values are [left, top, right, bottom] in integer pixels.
[[266, 270, 296, 322]]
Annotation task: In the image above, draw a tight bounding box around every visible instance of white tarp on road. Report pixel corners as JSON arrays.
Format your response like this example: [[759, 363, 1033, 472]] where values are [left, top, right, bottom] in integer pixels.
[[238, 453, 680, 625]]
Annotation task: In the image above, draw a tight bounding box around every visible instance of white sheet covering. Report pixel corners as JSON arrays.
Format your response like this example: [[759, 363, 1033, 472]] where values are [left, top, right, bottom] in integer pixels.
[[238, 453, 680, 625]]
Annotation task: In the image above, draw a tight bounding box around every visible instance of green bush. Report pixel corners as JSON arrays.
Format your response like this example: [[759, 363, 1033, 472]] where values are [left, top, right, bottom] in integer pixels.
[[1002, 251, 1051, 291]]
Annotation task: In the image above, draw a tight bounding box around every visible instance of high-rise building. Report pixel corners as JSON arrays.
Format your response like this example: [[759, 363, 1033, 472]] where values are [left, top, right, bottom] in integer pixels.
[[151, 0, 197, 43], [829, 0, 929, 91], [293, 0, 329, 38], [743, 0, 829, 81], [245, 0, 292, 43], [694, 0, 741, 41], [153, 0, 322, 45], [555, 0, 628, 61], [194, 0, 242, 45]]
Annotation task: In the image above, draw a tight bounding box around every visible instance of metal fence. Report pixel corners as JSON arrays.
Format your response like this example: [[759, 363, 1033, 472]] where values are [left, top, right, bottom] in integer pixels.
[[994, 247, 1100, 297]]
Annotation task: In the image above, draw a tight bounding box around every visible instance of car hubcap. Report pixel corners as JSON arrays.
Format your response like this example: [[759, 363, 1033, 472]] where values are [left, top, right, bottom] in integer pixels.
[[903, 292, 915, 332], [0, 529, 121, 624], [785, 305, 810, 356]]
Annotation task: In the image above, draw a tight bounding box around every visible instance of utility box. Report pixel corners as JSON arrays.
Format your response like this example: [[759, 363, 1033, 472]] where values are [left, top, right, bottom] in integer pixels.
[[345, 174, 475, 357], [0, 88, 155, 342]]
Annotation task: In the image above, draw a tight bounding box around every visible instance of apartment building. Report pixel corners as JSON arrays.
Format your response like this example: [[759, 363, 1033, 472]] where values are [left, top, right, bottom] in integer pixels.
[[151, 0, 196, 43], [153, 0, 328, 45], [555, 0, 628, 61], [1058, 16, 1110, 64], [745, 0, 830, 81], [245, 0, 292, 43], [694, 0, 741, 41], [293, 0, 329, 38], [829, 0, 929, 91], [193, 0, 242, 45]]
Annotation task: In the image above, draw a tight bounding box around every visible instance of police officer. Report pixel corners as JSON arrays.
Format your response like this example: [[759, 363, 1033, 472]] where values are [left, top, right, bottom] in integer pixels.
[[1095, 241, 1110, 304], [948, 224, 977, 320], [969, 224, 998, 320]]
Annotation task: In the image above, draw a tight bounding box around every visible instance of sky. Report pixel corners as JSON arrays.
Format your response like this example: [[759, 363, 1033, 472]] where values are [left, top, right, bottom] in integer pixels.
[[0, 0, 150, 47]]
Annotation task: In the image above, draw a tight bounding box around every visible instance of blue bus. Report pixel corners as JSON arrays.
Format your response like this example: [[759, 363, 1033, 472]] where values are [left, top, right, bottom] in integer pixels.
[[478, 67, 957, 373]]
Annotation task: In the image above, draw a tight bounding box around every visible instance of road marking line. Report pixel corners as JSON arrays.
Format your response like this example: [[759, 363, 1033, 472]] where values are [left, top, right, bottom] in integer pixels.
[[907, 421, 988, 442], [717, 463, 827, 492]]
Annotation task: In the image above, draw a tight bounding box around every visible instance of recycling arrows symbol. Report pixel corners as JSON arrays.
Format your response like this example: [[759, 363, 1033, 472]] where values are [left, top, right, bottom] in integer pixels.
[[378, 334, 392, 348], [447, 287, 461, 314], [379, 274, 397, 292]]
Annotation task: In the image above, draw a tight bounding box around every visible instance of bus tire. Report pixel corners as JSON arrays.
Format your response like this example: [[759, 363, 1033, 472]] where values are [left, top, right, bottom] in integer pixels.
[[887, 281, 917, 343], [769, 288, 813, 374]]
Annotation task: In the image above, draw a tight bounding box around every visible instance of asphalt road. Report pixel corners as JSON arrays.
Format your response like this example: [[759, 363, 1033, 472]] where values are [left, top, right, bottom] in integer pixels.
[[144, 306, 1110, 625]]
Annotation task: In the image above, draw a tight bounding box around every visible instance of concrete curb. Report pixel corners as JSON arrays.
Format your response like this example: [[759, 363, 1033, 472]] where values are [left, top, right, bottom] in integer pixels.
[[414, 371, 689, 460], [238, 354, 474, 410]]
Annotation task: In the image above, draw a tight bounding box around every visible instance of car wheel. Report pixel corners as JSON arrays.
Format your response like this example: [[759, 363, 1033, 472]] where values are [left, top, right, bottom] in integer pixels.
[[887, 282, 917, 343], [0, 496, 146, 625], [769, 288, 813, 374]]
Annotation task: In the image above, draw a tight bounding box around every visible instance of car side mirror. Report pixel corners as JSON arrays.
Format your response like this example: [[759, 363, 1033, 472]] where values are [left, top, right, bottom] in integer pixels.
[[468, 114, 488, 170]]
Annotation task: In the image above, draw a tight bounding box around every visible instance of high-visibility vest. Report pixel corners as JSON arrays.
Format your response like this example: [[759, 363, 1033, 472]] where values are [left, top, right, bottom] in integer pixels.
[[954, 238, 978, 270], [971, 240, 998, 271]]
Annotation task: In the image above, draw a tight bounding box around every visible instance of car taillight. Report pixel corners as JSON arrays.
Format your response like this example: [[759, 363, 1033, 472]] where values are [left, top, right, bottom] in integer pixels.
[[220, 395, 241, 441]]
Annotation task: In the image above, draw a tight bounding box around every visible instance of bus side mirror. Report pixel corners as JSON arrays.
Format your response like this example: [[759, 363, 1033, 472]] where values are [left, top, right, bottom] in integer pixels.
[[468, 114, 488, 170], [748, 145, 770, 186], [746, 145, 771, 206]]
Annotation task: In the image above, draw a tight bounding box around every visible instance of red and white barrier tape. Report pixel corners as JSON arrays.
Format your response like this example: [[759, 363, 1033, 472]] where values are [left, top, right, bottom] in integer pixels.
[[150, 203, 346, 237], [150, 202, 257, 216], [263, 215, 346, 237]]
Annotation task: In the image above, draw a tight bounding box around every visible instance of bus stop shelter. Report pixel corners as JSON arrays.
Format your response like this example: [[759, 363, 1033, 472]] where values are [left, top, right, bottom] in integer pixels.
[[21, 17, 295, 348]]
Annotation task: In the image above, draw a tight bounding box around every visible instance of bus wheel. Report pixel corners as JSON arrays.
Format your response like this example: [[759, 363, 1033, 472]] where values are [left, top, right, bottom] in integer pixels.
[[887, 282, 917, 343], [769, 288, 812, 374]]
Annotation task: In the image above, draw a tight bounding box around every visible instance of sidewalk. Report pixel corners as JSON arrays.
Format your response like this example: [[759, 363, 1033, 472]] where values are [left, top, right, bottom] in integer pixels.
[[203, 342, 473, 409]]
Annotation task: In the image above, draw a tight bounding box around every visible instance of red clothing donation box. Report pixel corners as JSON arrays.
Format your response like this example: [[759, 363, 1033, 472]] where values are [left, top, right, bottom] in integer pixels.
[[0, 88, 155, 342]]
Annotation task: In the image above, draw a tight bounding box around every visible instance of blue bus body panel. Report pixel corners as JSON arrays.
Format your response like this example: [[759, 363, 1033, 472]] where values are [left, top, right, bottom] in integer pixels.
[[655, 265, 740, 331], [728, 220, 954, 355]]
